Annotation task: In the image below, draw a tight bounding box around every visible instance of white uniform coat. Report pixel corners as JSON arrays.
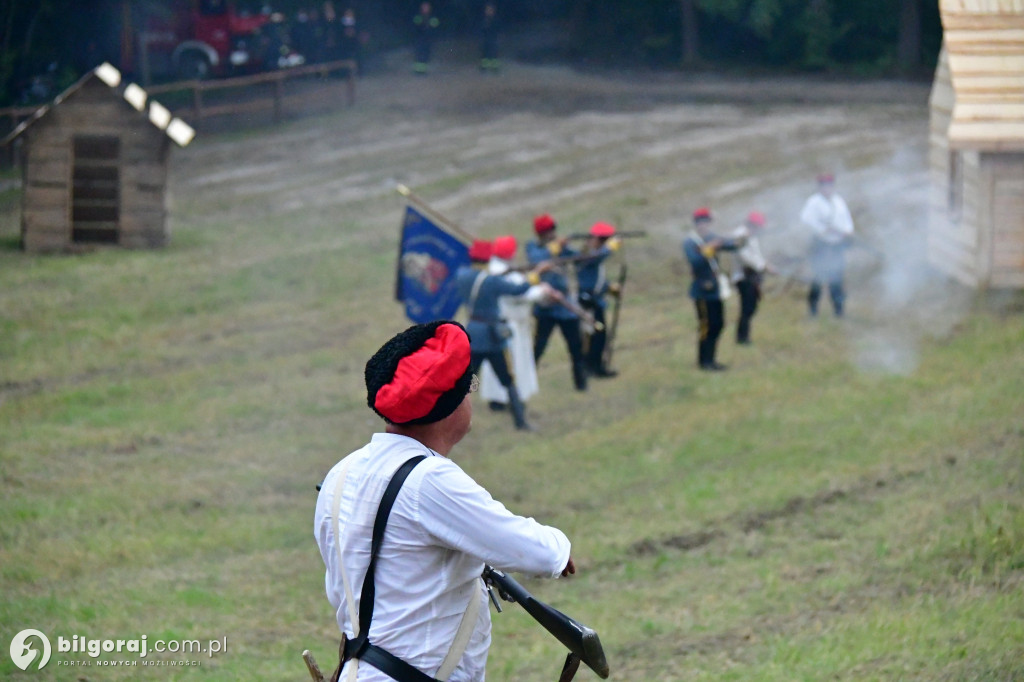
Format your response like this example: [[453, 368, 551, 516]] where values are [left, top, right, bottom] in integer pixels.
[[799, 191, 854, 245], [480, 261, 542, 404]]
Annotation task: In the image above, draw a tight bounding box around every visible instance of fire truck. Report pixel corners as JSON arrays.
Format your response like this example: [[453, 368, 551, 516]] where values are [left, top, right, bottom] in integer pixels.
[[121, 0, 302, 82]]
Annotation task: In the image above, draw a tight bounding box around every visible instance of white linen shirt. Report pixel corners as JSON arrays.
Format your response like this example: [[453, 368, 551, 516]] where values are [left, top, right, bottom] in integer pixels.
[[729, 226, 767, 281], [800, 191, 854, 245], [314, 433, 571, 681]]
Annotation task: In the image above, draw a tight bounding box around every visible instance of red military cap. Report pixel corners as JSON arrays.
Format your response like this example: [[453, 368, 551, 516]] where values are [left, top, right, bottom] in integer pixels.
[[589, 221, 616, 238], [492, 235, 518, 260], [468, 239, 492, 263], [369, 322, 471, 425], [817, 173, 835, 184], [746, 211, 766, 227], [533, 213, 557, 233], [692, 207, 712, 222]]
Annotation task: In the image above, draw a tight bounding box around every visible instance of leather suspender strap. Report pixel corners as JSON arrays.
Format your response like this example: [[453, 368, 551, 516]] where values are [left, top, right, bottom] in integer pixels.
[[343, 455, 442, 682], [351, 455, 426, 652]]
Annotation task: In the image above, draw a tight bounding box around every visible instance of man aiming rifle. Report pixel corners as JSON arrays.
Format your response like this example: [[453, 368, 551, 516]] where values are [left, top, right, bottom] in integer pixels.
[[314, 321, 583, 682], [575, 222, 623, 378]]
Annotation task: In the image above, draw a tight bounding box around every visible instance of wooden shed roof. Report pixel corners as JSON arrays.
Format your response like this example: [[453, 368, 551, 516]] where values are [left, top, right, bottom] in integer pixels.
[[940, 0, 1024, 150], [0, 63, 195, 148]]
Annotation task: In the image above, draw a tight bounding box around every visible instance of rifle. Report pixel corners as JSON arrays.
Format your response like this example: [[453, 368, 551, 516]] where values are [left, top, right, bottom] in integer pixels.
[[547, 289, 603, 334], [483, 566, 609, 681], [566, 230, 648, 240], [601, 262, 627, 370]]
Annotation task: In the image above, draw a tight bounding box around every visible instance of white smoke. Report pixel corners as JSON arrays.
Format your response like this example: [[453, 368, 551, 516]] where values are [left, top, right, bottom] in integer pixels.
[[747, 147, 973, 376]]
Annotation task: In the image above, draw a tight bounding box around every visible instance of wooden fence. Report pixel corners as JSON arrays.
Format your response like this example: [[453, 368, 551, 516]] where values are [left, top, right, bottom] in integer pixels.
[[0, 58, 357, 165], [145, 58, 357, 122]]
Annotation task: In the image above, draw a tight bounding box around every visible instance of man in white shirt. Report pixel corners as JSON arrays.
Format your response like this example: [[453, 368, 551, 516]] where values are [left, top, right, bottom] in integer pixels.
[[314, 320, 574, 681], [799, 173, 854, 317], [730, 211, 775, 345]]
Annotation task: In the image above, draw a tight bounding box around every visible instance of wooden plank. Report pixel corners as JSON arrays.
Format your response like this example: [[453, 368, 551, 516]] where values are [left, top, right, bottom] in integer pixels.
[[946, 0, 1024, 14], [948, 53, 1024, 74], [23, 207, 69, 231], [991, 175, 1024, 273], [124, 163, 167, 187], [953, 103, 1024, 120], [118, 211, 167, 235], [945, 36, 1024, 53], [121, 190, 165, 214], [25, 160, 69, 186], [119, 231, 168, 249], [51, 102, 130, 129], [24, 185, 69, 209], [26, 142, 71, 163], [945, 28, 1024, 44], [121, 141, 168, 164], [949, 121, 1024, 149], [23, 232, 71, 253], [948, 75, 1024, 89]]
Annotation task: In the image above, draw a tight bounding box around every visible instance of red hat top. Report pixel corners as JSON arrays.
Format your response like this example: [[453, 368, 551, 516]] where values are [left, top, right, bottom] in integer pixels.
[[692, 207, 712, 222], [468, 239, 492, 263], [589, 221, 616, 238], [533, 213, 557, 233], [817, 173, 835, 184], [492, 235, 518, 260], [372, 323, 471, 424], [746, 211, 766, 227]]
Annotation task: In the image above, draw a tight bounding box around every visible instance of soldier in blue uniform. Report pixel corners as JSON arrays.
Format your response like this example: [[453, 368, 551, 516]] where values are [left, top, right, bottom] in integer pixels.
[[576, 222, 621, 378], [527, 213, 588, 392], [683, 207, 744, 371], [457, 236, 550, 430]]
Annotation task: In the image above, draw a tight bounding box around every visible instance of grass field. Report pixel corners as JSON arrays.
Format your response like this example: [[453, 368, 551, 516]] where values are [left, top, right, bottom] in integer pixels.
[[1, 62, 1023, 681]]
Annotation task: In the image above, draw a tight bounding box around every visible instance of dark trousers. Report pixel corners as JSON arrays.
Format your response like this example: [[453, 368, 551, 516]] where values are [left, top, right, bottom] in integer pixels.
[[534, 316, 587, 390], [471, 350, 513, 387], [735, 279, 760, 343], [808, 240, 846, 316], [694, 298, 725, 367], [471, 350, 528, 428], [808, 281, 845, 317], [579, 297, 608, 372], [414, 39, 432, 66]]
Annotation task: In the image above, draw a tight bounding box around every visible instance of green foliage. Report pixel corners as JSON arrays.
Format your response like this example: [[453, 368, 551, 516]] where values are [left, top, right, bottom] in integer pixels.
[[950, 503, 1024, 583]]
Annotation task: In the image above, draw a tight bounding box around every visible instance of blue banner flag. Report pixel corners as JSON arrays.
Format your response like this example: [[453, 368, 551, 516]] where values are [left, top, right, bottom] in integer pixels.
[[396, 205, 470, 324]]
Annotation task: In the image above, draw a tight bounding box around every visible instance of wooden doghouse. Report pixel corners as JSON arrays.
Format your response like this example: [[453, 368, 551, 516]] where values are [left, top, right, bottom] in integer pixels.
[[928, 0, 1024, 288], [2, 63, 194, 253]]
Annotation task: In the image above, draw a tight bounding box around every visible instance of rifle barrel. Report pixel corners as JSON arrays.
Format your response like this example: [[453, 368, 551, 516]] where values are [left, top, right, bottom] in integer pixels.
[[483, 567, 610, 679], [567, 230, 647, 240]]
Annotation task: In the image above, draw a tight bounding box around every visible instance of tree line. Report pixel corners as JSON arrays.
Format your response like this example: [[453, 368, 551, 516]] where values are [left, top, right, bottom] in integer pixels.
[[1, 0, 942, 108]]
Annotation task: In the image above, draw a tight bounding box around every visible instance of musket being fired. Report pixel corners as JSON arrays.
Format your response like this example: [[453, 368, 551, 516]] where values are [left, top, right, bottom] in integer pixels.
[[566, 230, 648, 240], [396, 183, 600, 329], [483, 566, 610, 681]]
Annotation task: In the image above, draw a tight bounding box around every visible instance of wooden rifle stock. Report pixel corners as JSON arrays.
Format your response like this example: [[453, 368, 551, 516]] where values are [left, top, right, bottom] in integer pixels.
[[483, 566, 610, 679], [566, 230, 648, 240]]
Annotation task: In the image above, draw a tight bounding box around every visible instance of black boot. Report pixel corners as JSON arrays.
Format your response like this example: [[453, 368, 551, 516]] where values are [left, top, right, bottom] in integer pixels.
[[507, 385, 534, 431], [572, 361, 588, 392]]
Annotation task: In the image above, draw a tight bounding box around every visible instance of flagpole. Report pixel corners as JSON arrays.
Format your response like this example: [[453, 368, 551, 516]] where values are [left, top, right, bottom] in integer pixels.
[[396, 184, 477, 244]]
